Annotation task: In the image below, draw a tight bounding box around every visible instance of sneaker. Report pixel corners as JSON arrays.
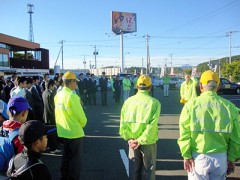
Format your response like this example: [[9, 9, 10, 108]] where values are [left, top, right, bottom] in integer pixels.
[[50, 149, 62, 154]]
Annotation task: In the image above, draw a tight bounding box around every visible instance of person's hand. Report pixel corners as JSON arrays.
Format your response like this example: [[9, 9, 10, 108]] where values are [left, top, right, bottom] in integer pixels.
[[184, 159, 195, 173], [227, 161, 235, 175], [128, 139, 139, 150]]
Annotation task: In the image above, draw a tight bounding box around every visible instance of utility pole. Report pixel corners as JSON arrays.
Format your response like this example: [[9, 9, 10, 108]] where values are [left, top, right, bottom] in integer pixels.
[[218, 59, 221, 77], [59, 40, 65, 70], [83, 55, 86, 73], [142, 58, 144, 74], [226, 31, 237, 64], [93, 45, 98, 69], [170, 53, 173, 68], [143, 34, 150, 74]]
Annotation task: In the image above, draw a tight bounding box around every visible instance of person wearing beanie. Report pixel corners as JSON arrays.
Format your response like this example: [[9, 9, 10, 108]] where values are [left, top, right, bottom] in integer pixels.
[[7, 120, 51, 179]]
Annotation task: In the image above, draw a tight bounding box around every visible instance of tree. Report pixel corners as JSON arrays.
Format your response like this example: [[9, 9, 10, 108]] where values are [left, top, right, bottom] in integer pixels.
[[221, 60, 240, 82], [13, 52, 34, 59], [183, 69, 192, 75]]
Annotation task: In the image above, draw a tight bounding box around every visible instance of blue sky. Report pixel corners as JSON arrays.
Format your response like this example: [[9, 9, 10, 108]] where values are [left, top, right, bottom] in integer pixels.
[[1, 0, 240, 69]]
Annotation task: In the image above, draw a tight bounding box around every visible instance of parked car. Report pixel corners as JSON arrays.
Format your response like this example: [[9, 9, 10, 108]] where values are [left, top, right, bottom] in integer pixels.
[[218, 78, 240, 95], [196, 77, 240, 95], [151, 75, 162, 87]]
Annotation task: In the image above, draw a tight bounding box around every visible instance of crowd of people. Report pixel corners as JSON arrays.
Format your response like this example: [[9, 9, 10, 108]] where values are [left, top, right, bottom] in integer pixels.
[[0, 70, 240, 180]]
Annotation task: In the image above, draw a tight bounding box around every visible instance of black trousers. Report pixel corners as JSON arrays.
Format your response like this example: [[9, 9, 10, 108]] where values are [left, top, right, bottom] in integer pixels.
[[114, 90, 121, 104], [101, 91, 107, 105], [60, 138, 83, 180], [92, 92, 96, 105]]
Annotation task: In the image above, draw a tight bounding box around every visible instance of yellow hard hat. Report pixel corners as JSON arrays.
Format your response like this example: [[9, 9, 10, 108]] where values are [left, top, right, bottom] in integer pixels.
[[137, 75, 152, 87], [200, 70, 220, 86]]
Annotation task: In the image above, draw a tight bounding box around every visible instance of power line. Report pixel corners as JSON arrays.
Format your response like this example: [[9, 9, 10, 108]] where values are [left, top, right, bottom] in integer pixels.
[[158, 0, 240, 35], [152, 35, 226, 39]]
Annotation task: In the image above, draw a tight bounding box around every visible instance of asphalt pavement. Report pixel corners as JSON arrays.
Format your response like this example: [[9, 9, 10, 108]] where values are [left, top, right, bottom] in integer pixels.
[[41, 87, 240, 180]]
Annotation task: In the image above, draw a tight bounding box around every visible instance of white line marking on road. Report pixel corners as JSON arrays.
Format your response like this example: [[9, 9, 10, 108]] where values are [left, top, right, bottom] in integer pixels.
[[119, 149, 129, 177], [85, 135, 121, 139]]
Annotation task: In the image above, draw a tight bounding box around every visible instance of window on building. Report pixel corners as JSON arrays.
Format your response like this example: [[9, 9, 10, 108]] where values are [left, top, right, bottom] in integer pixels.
[[0, 43, 7, 49], [0, 54, 9, 67], [35, 50, 41, 61]]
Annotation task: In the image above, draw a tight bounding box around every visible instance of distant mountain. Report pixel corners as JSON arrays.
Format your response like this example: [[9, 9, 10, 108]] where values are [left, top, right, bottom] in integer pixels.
[[180, 64, 192, 69]]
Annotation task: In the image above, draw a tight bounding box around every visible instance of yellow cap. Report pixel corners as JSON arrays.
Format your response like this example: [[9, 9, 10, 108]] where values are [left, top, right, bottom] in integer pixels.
[[200, 70, 220, 86], [63, 71, 79, 81], [137, 75, 152, 87]]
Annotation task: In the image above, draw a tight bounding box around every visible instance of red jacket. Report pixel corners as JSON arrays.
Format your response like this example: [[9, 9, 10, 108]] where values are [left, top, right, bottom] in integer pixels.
[[2, 120, 24, 153]]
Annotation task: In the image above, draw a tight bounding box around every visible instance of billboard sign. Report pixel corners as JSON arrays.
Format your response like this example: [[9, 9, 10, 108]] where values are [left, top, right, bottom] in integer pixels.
[[111, 11, 137, 35]]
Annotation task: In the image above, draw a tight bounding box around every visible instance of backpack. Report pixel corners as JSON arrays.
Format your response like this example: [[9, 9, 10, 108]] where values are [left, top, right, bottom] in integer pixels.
[[0, 128, 19, 172], [8, 158, 43, 179]]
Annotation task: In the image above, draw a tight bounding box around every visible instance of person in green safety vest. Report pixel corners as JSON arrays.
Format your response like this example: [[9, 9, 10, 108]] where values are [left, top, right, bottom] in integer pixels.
[[110, 75, 116, 99], [54, 71, 87, 180], [162, 73, 171, 97], [178, 70, 240, 179], [120, 75, 161, 180], [122, 74, 131, 102], [180, 74, 198, 104], [132, 72, 140, 95]]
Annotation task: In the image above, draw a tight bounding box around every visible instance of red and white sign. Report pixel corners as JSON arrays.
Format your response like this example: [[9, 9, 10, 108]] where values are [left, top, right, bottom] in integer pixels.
[[112, 11, 137, 35]]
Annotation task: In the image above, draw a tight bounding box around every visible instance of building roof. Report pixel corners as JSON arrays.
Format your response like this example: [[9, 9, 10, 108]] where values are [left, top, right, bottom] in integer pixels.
[[0, 33, 40, 51]]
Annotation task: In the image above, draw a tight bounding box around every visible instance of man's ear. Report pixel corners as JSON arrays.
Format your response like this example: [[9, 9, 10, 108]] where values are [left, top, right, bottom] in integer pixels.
[[199, 83, 204, 93], [148, 85, 152, 92]]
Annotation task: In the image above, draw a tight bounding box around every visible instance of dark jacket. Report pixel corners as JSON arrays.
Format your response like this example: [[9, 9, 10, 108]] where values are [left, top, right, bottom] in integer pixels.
[[4, 85, 12, 103], [77, 79, 86, 94], [83, 78, 92, 93], [113, 80, 121, 93], [25, 89, 36, 120], [7, 150, 51, 180], [42, 89, 55, 125], [99, 77, 108, 91], [28, 87, 44, 122], [89, 78, 97, 93]]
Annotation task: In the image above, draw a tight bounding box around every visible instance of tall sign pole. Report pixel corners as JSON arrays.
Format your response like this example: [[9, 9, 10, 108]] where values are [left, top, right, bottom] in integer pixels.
[[120, 31, 124, 73], [111, 11, 137, 73]]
